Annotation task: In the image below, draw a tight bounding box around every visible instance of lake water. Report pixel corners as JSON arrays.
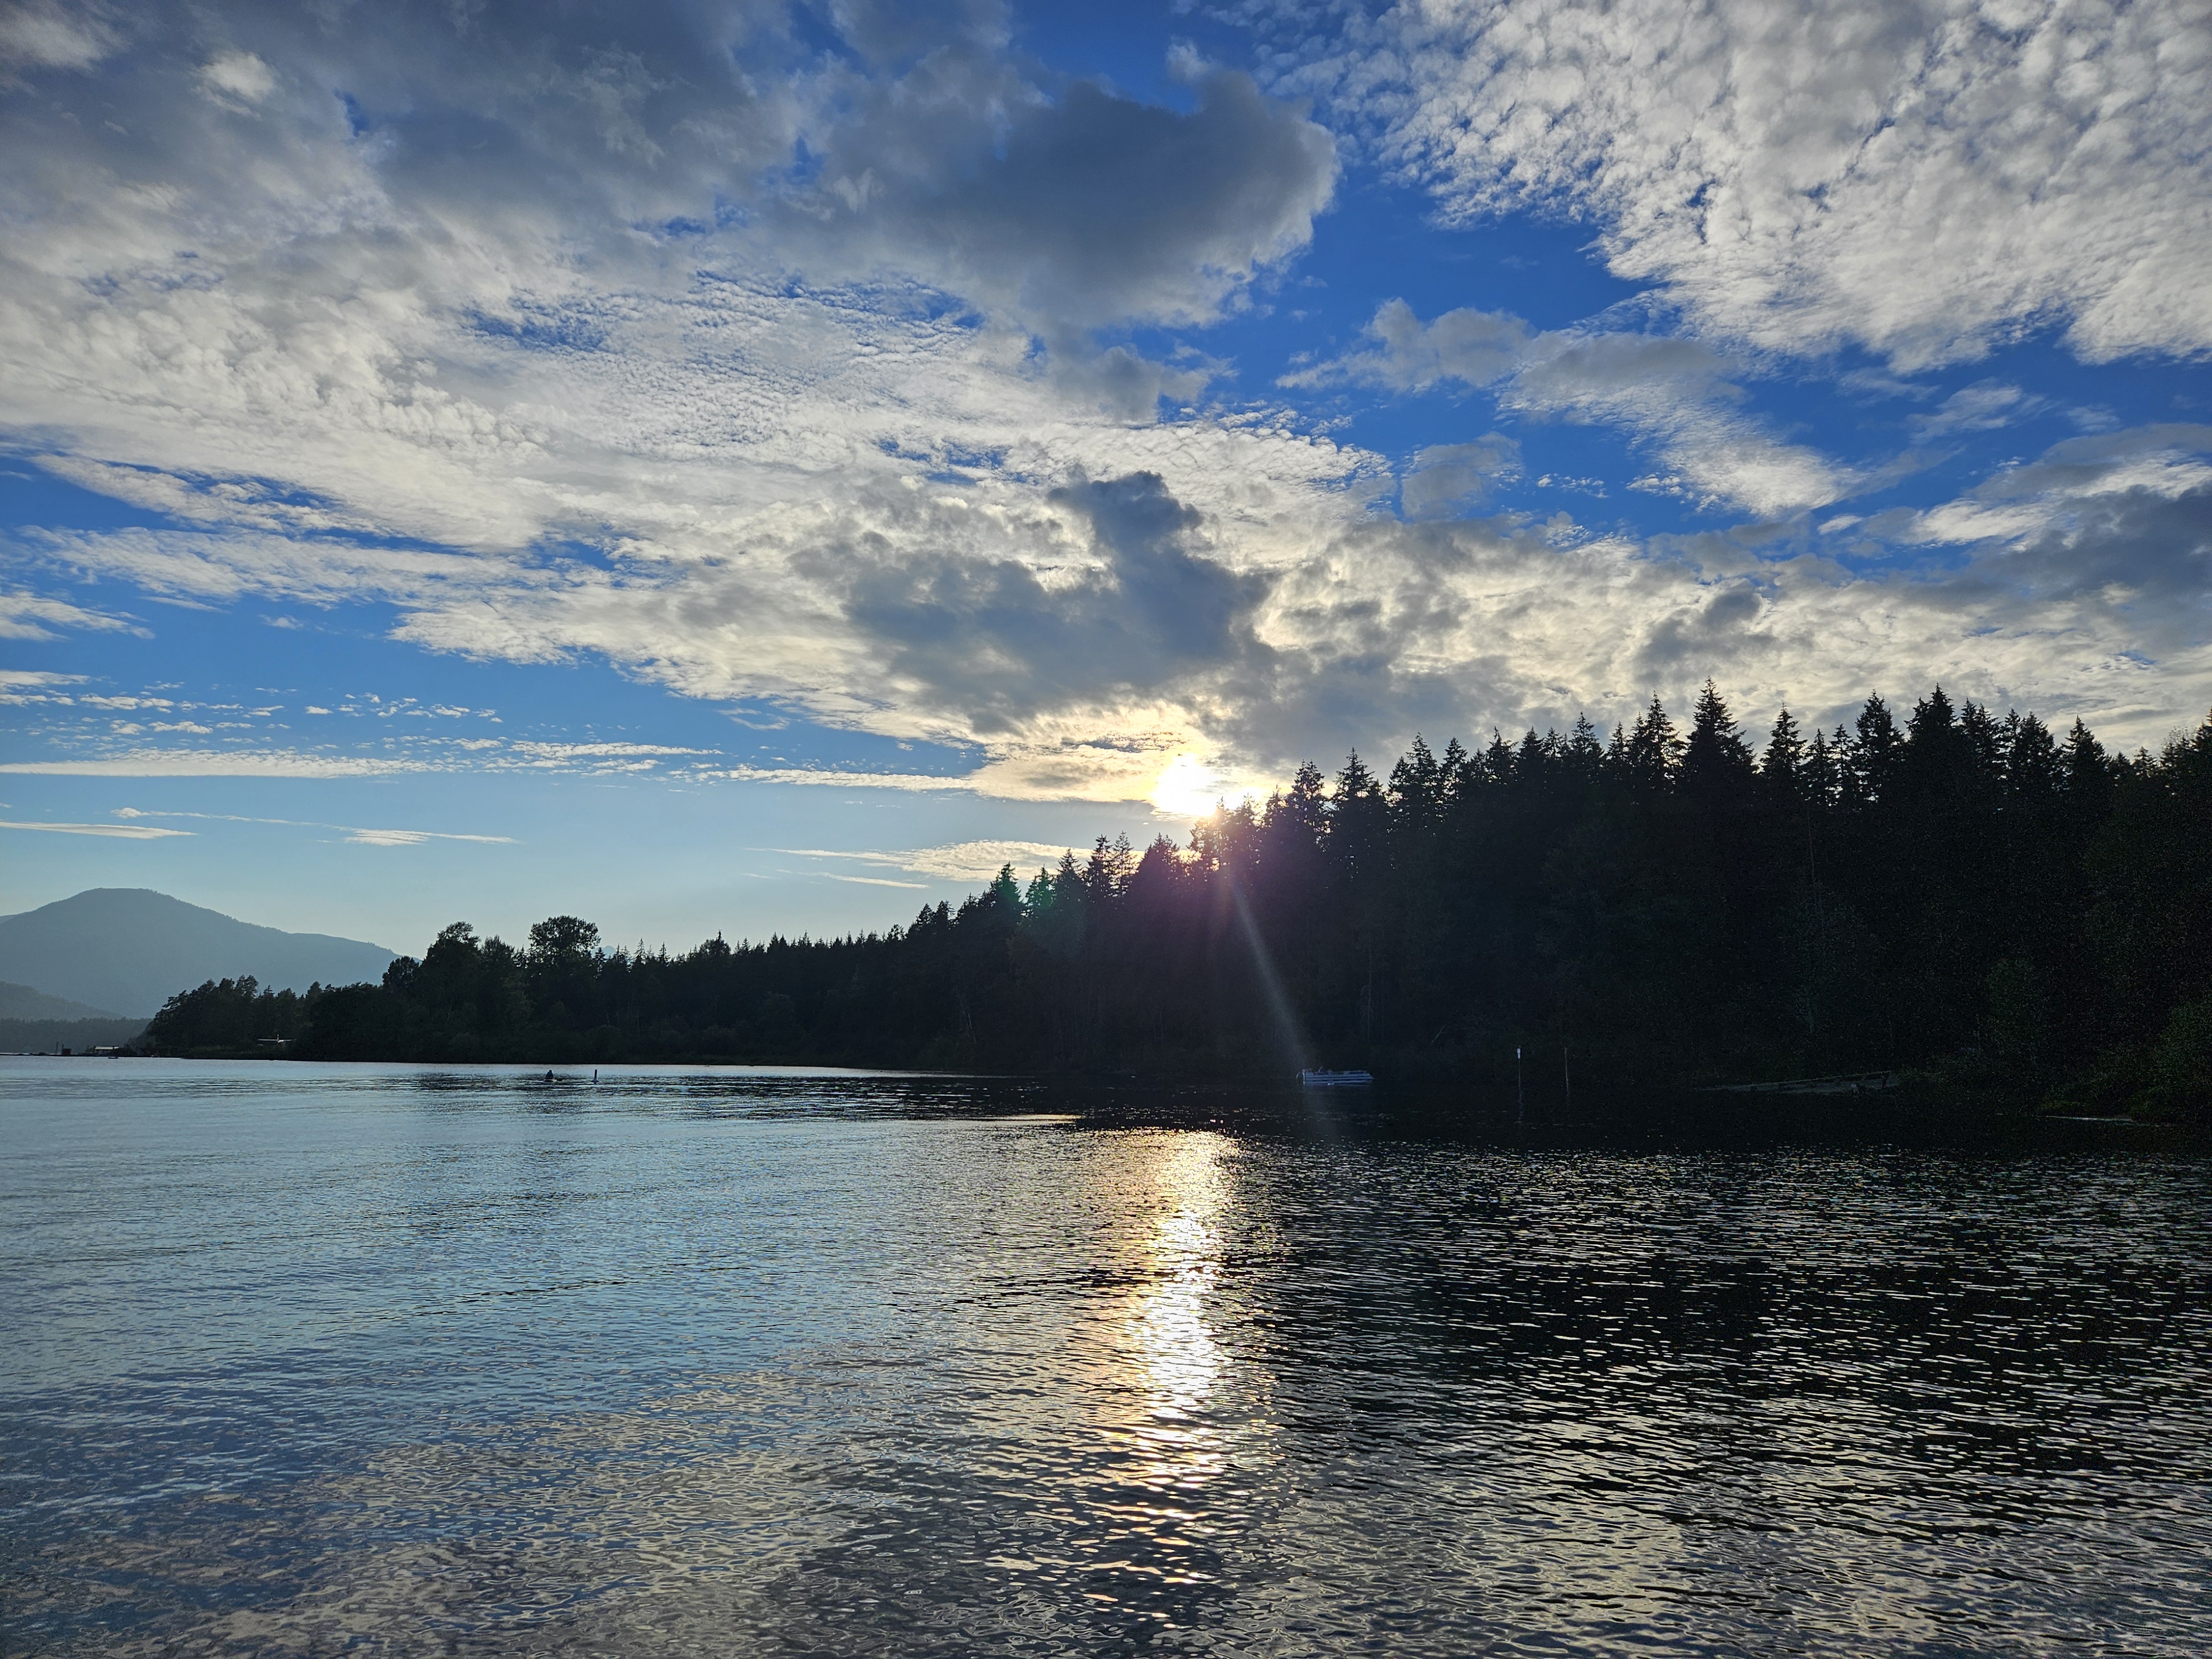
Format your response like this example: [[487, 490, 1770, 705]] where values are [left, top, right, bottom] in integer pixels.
[[4, 1059, 2210, 1656]]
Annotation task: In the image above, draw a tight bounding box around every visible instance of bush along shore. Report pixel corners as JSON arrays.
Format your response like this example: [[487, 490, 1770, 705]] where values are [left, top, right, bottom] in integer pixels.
[[139, 686, 2211, 1122]]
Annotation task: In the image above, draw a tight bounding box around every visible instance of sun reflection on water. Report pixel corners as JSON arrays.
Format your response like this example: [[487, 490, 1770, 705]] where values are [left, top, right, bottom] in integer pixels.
[[1118, 1133, 1232, 1505]]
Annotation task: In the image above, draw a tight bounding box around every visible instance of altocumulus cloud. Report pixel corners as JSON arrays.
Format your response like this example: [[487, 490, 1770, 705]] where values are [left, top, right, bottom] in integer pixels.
[[1265, 0, 2212, 366], [1, 0, 2208, 800]]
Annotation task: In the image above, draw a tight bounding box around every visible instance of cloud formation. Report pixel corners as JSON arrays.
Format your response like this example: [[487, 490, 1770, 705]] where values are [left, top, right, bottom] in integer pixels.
[[1270, 0, 2212, 366], [0, 818, 190, 838], [1301, 300, 1851, 515], [1, 0, 2205, 811], [18, 413, 2209, 787], [1401, 436, 1522, 519], [109, 808, 517, 847], [775, 840, 1077, 883], [0, 591, 144, 640], [0, 750, 428, 778]]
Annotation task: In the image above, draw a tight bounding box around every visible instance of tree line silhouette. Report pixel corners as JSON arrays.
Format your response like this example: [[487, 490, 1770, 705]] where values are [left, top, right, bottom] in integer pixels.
[[143, 684, 2212, 1118]]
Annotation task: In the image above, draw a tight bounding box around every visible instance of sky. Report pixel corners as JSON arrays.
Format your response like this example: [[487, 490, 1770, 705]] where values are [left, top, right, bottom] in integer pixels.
[[2, 0, 2208, 954]]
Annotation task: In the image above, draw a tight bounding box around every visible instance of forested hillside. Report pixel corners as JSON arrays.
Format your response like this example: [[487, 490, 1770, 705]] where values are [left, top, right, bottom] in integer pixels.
[[142, 685, 2212, 1118]]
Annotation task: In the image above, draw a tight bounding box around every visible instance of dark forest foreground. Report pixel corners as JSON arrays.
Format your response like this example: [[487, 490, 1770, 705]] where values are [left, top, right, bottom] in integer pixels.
[[142, 685, 2212, 1123]]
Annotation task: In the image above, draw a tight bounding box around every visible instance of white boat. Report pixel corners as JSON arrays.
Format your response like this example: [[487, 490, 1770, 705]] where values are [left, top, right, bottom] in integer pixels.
[[1300, 1068, 1374, 1087]]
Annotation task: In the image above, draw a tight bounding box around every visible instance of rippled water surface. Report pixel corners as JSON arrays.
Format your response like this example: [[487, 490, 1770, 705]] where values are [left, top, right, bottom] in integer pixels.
[[4, 1059, 2210, 1656]]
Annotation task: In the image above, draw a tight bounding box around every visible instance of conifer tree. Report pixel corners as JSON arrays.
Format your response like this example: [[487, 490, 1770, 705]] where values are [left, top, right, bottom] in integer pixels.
[[1563, 714, 1606, 784], [1760, 708, 1806, 802], [1333, 750, 1378, 803], [1833, 726, 1867, 808], [1604, 723, 1632, 785], [1330, 750, 1388, 884], [1481, 729, 1516, 787], [1681, 680, 1755, 804], [1803, 725, 1838, 808], [1625, 695, 1681, 798], [1855, 695, 1903, 802], [2005, 712, 2061, 801], [254, 677, 2212, 1113], [1022, 867, 1056, 919], [1515, 728, 1552, 789], [1082, 836, 1131, 909], [1437, 738, 1474, 804], [2062, 718, 2112, 799], [1281, 760, 1329, 838], [1389, 735, 1442, 820], [1961, 700, 2002, 781], [1900, 685, 1974, 801]]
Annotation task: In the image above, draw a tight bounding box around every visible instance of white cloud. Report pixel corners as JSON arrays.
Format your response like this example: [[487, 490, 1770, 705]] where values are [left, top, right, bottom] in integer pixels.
[[899, 839, 1083, 880], [1911, 424, 2212, 544], [18, 423, 2207, 785], [507, 742, 708, 763], [0, 749, 425, 777], [0, 590, 143, 640], [111, 807, 515, 846], [1, 0, 2205, 799], [775, 839, 1079, 883], [0, 4, 1376, 805], [197, 50, 273, 107], [1505, 333, 1852, 517], [0, 1, 119, 74], [1240, 495, 2211, 757], [341, 828, 513, 848], [1302, 301, 1854, 515], [1269, 0, 2212, 366], [705, 765, 983, 793], [1910, 382, 2051, 441], [0, 817, 190, 838]]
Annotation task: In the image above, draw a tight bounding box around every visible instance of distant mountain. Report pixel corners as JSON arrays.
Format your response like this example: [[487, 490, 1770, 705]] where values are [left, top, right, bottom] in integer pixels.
[[0, 890, 397, 1018], [0, 979, 123, 1020]]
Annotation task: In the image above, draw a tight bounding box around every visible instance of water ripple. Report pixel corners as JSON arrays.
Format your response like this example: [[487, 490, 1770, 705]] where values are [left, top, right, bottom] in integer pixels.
[[3, 1059, 2208, 1655]]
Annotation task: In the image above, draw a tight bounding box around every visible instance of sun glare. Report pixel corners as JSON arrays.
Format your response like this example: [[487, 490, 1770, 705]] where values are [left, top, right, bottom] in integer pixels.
[[1149, 753, 1236, 818], [1124, 1134, 1232, 1495]]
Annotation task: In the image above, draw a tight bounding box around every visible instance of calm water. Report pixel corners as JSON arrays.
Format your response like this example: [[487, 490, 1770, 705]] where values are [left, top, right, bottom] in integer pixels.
[[4, 1060, 2210, 1656]]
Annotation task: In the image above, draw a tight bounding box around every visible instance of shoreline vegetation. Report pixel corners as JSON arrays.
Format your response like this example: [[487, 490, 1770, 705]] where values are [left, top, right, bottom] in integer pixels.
[[137, 685, 2211, 1123], [0, 1016, 149, 1055]]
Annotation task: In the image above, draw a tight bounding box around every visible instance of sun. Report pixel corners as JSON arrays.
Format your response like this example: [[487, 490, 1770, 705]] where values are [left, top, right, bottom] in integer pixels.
[[1148, 753, 1230, 818]]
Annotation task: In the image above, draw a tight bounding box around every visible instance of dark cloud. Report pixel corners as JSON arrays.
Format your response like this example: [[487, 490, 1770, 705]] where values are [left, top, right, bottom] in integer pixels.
[[1196, 517, 1550, 767], [819, 0, 1010, 65], [1631, 581, 1773, 680], [1970, 424, 2212, 504], [828, 472, 1272, 733], [1907, 428, 2212, 660], [792, 64, 1337, 333], [2008, 484, 2212, 631], [3, 1, 1329, 345]]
